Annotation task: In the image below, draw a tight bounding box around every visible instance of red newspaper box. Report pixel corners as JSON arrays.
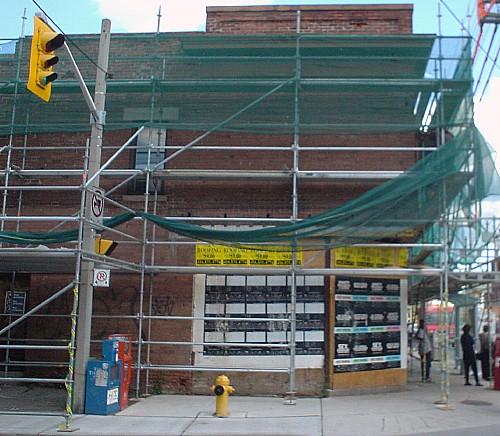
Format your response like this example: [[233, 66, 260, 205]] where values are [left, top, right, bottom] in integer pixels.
[[494, 337, 500, 391], [108, 334, 132, 409]]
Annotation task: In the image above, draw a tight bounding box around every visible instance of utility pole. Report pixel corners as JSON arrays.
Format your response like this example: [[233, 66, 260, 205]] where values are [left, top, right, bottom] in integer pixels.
[[72, 18, 111, 413]]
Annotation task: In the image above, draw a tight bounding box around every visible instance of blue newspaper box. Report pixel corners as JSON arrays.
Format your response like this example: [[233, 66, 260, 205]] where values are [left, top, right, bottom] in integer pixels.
[[85, 339, 122, 415]]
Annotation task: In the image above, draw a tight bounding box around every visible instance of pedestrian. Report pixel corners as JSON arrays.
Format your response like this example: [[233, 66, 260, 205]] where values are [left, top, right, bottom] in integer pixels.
[[460, 324, 482, 386], [415, 319, 432, 382], [478, 325, 491, 381]]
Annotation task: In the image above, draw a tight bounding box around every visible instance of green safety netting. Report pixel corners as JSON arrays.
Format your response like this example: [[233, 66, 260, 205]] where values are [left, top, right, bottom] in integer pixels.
[[0, 33, 472, 136], [0, 212, 132, 245], [1, 125, 498, 250], [1, 32, 499, 262]]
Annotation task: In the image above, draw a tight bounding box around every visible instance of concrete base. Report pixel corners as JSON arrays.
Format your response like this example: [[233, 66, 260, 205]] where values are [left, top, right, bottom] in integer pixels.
[[192, 368, 326, 396], [327, 384, 410, 397]]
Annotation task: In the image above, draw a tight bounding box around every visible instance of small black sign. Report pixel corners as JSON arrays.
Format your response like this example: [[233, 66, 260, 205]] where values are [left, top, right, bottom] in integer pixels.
[[4, 291, 26, 315]]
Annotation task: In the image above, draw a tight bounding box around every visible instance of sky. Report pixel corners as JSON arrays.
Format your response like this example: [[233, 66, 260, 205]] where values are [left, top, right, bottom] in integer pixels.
[[1, 0, 500, 208], [0, 1, 482, 37]]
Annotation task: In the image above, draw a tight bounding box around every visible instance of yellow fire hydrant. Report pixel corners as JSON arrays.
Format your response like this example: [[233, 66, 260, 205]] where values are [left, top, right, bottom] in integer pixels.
[[211, 374, 234, 417]]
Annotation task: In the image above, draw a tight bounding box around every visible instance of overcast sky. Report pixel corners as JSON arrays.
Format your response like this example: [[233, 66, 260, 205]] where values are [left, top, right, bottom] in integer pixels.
[[0, 1, 478, 37]]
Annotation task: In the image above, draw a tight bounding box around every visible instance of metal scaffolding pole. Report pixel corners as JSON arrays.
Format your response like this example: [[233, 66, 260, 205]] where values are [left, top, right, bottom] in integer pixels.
[[139, 14, 165, 394], [2, 8, 28, 382], [285, 10, 302, 405], [1, 10, 26, 237], [0, 281, 74, 337], [435, 7, 453, 408]]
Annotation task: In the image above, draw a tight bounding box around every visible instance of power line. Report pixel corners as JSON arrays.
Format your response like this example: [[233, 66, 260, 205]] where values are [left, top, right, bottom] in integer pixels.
[[474, 24, 498, 95], [30, 0, 108, 76], [440, 0, 500, 72], [479, 36, 500, 100], [440, 0, 500, 100]]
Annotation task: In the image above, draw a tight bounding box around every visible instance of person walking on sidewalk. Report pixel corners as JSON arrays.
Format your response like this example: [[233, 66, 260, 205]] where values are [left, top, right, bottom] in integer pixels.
[[416, 319, 432, 382], [478, 325, 491, 381], [460, 324, 482, 386]]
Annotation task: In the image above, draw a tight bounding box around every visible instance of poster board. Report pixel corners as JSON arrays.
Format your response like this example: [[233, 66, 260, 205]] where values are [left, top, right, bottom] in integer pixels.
[[333, 276, 401, 373]]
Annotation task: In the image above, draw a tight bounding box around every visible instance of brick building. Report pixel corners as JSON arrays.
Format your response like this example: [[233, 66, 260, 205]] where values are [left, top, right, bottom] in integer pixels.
[[0, 4, 480, 410]]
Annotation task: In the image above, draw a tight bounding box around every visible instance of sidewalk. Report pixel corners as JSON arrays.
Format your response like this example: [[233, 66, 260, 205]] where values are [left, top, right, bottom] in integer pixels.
[[0, 365, 499, 435]]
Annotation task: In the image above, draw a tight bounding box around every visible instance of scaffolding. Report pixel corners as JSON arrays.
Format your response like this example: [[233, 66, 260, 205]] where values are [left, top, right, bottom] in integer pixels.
[[0, 11, 500, 419]]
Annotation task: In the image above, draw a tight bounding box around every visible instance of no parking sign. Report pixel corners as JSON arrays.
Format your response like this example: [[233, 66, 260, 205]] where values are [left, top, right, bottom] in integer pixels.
[[93, 268, 111, 287]]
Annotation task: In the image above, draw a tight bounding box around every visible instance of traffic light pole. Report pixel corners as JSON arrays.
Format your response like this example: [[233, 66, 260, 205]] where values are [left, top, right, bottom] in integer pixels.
[[61, 42, 99, 122], [72, 18, 111, 414]]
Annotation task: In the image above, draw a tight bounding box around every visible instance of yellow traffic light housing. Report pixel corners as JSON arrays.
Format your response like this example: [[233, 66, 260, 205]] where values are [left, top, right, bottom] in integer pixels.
[[95, 238, 117, 256], [27, 16, 65, 102]]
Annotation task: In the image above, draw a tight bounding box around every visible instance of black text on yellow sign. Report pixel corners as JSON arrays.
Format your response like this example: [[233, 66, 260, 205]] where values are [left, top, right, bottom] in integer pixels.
[[333, 246, 407, 268], [195, 245, 302, 267]]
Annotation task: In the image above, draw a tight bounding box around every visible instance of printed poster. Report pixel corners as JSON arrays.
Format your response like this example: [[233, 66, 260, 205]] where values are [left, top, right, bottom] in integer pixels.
[[334, 276, 401, 373]]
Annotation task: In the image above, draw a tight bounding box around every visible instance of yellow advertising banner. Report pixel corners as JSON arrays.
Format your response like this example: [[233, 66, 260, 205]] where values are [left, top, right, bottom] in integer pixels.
[[398, 248, 408, 267], [333, 246, 407, 268], [195, 245, 302, 267]]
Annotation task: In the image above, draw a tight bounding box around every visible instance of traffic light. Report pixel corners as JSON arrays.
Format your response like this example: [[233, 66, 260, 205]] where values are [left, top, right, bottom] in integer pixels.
[[95, 237, 117, 256], [27, 16, 65, 102]]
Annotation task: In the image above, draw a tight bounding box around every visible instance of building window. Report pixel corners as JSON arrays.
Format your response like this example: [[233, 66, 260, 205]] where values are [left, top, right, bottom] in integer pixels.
[[129, 127, 167, 194]]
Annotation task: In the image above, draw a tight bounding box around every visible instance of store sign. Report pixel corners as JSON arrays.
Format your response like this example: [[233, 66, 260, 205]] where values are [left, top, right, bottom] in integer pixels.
[[195, 245, 302, 267], [333, 246, 407, 268]]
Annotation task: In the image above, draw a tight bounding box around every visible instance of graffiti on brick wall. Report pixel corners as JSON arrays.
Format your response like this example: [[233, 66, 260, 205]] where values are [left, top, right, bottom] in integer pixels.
[[22, 283, 176, 343], [151, 296, 174, 316], [93, 285, 141, 339]]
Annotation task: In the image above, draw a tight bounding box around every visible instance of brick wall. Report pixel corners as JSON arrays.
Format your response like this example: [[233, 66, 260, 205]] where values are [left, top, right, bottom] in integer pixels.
[[2, 4, 421, 396], [207, 5, 413, 34], [3, 98, 419, 397], [23, 271, 195, 393], [149, 129, 418, 218], [4, 128, 418, 222]]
